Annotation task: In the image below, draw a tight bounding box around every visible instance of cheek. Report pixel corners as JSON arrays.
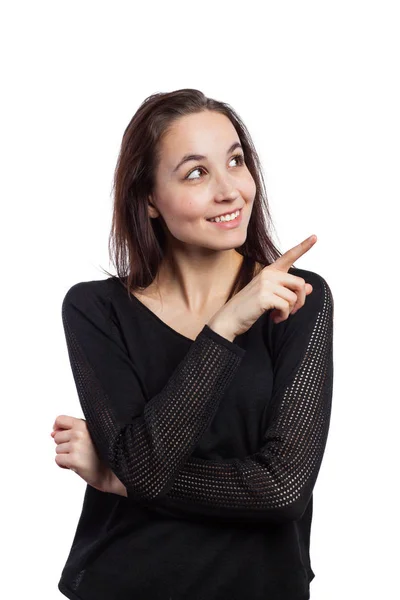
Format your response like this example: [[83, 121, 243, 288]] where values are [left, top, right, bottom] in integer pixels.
[[157, 192, 193, 223], [175, 193, 207, 221], [161, 199, 204, 232]]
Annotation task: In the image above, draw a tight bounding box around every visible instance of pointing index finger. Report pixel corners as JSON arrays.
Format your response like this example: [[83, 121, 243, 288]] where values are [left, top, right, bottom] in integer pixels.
[[273, 235, 317, 272]]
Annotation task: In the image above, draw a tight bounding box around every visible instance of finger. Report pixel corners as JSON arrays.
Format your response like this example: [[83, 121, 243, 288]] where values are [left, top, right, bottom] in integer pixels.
[[54, 455, 73, 470], [270, 279, 313, 321], [273, 235, 317, 272], [269, 285, 298, 323], [53, 430, 71, 444], [291, 283, 313, 315], [290, 277, 307, 314], [55, 442, 71, 454], [266, 272, 312, 304], [269, 293, 291, 323], [54, 415, 84, 430], [51, 427, 66, 438], [274, 235, 316, 272], [54, 415, 76, 430], [270, 284, 298, 308]]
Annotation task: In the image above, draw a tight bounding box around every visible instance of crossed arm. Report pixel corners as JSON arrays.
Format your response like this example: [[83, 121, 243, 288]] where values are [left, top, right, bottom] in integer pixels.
[[60, 273, 333, 524]]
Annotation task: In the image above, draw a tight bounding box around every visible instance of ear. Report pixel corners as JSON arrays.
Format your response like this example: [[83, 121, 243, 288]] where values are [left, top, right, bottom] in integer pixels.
[[147, 195, 160, 219]]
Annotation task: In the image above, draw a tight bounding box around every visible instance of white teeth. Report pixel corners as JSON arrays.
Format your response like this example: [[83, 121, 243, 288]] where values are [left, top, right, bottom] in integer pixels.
[[209, 209, 240, 223]]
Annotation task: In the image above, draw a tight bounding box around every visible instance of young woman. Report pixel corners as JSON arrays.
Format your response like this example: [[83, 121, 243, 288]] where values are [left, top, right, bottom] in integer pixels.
[[52, 88, 334, 600]]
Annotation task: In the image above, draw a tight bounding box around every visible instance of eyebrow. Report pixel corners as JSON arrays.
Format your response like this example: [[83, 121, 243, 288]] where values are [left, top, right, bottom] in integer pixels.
[[173, 142, 243, 173]]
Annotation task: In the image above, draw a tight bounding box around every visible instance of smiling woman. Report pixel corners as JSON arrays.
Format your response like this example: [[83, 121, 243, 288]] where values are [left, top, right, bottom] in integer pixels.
[[100, 89, 282, 302], [143, 110, 257, 269], [56, 88, 333, 600]]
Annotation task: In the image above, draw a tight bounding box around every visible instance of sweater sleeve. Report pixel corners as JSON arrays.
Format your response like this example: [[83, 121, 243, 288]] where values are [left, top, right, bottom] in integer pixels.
[[61, 281, 245, 502], [145, 272, 334, 524]]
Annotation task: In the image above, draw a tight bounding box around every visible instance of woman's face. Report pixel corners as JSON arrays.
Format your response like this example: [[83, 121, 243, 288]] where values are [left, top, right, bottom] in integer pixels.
[[148, 110, 257, 252]]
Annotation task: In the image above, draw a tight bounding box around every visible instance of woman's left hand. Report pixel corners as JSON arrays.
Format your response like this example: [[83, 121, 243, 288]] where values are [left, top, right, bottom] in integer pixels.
[[51, 415, 111, 493]]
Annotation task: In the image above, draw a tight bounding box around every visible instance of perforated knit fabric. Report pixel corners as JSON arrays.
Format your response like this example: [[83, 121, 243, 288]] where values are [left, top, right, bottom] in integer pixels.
[[152, 276, 333, 523], [58, 267, 334, 600], [62, 295, 245, 501]]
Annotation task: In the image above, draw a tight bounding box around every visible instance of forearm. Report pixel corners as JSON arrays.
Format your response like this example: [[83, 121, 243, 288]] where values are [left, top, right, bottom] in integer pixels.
[[116, 280, 332, 524], [64, 291, 244, 501]]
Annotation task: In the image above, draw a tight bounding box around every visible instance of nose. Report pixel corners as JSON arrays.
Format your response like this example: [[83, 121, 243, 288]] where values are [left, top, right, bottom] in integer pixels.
[[215, 190, 238, 202], [213, 192, 240, 210], [213, 181, 238, 203]]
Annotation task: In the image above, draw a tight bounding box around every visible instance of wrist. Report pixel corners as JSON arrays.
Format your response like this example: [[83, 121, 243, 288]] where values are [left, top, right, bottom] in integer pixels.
[[207, 316, 236, 342]]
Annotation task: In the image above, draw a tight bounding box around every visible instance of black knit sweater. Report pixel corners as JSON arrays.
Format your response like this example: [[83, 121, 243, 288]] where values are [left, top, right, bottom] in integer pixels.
[[57, 267, 334, 600]]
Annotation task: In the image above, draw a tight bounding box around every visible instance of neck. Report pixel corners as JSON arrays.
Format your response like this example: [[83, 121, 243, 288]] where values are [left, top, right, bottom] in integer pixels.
[[153, 248, 244, 314]]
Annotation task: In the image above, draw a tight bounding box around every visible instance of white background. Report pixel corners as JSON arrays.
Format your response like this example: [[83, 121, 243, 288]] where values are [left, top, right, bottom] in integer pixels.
[[1, 1, 398, 598]]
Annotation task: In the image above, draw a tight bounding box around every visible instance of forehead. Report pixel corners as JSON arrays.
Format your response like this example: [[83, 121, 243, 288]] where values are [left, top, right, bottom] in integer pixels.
[[160, 111, 238, 161]]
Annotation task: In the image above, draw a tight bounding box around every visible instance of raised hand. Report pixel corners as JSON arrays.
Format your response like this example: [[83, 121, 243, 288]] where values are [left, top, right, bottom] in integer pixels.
[[208, 235, 317, 338]]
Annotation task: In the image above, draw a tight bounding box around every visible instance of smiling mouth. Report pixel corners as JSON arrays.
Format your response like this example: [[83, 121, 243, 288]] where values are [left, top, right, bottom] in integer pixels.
[[206, 208, 242, 222]]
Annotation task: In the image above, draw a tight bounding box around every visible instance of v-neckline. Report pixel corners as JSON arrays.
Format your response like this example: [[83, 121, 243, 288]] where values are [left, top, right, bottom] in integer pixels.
[[129, 291, 197, 344]]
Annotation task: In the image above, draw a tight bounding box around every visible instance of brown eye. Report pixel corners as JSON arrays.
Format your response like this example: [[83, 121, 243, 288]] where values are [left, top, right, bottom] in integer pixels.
[[184, 153, 245, 181]]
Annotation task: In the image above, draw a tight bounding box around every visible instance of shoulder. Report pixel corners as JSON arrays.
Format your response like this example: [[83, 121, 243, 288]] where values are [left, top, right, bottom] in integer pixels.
[[263, 267, 334, 357], [261, 268, 334, 378], [288, 266, 331, 292], [62, 278, 114, 314], [280, 267, 334, 343], [287, 266, 334, 313]]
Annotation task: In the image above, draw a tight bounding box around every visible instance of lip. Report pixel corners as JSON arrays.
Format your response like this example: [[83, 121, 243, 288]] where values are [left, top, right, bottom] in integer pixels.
[[206, 207, 243, 229]]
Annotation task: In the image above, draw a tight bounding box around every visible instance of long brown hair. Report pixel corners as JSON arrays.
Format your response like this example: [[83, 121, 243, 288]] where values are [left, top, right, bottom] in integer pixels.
[[101, 88, 285, 303]]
